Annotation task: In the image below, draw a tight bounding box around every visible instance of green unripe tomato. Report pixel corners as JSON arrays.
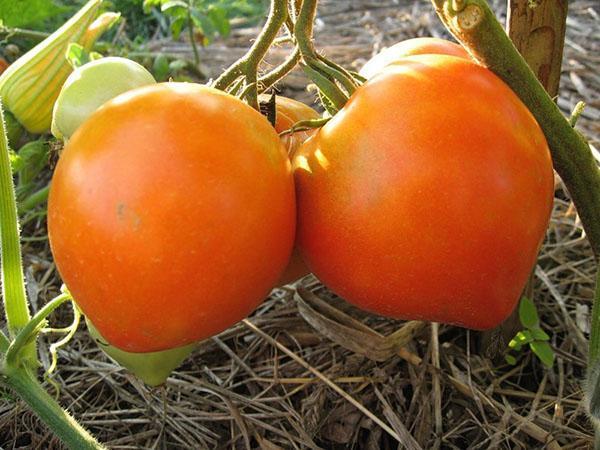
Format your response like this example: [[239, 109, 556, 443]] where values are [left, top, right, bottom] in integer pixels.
[[51, 56, 155, 140], [86, 318, 195, 387]]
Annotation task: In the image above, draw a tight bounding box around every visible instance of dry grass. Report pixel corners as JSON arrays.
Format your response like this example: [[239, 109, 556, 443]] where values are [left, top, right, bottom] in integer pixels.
[[1, 0, 599, 448]]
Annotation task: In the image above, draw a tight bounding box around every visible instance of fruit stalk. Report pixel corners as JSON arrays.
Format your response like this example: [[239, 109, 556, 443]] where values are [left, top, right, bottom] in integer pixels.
[[212, 0, 288, 109]]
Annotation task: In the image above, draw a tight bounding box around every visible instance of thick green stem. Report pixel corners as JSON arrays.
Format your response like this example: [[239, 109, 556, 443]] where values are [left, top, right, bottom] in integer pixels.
[[431, 0, 600, 258], [294, 0, 318, 57], [0, 101, 34, 362], [212, 0, 288, 108], [3, 366, 105, 449]]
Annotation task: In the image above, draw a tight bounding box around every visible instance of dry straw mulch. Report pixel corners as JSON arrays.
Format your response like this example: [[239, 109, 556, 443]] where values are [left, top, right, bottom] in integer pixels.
[[1, 0, 599, 448]]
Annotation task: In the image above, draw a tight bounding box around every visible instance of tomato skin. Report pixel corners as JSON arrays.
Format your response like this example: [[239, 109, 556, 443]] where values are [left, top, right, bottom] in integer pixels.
[[294, 55, 554, 330], [268, 95, 319, 285], [360, 37, 469, 79], [48, 83, 296, 352]]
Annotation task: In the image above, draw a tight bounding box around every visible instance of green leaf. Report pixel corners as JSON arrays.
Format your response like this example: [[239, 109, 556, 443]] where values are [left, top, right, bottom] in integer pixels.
[[0, 0, 66, 28], [161, 0, 188, 13], [505, 354, 517, 365], [8, 149, 22, 173], [530, 327, 550, 341], [170, 16, 186, 39], [191, 11, 216, 42], [17, 141, 48, 188], [519, 296, 539, 329], [142, 0, 162, 14], [153, 54, 170, 81], [208, 5, 230, 37], [65, 43, 90, 69], [530, 341, 555, 367], [168, 59, 188, 72]]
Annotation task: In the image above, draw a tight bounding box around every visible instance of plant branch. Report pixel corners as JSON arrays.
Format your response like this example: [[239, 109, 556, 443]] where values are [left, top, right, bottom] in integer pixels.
[[0, 101, 34, 363], [212, 0, 288, 109], [0, 26, 50, 42], [5, 292, 71, 367], [258, 46, 300, 93], [3, 366, 105, 449], [294, 0, 357, 111], [431, 0, 600, 258]]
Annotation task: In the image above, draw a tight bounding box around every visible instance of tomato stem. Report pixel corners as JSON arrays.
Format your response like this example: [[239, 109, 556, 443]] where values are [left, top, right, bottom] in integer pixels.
[[0, 100, 34, 363], [293, 0, 359, 111], [431, 0, 600, 439], [3, 365, 106, 449], [212, 0, 288, 109], [257, 46, 300, 94], [5, 292, 71, 367]]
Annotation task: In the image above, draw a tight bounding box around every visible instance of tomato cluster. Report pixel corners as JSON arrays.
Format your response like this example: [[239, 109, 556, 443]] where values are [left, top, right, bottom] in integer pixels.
[[48, 37, 553, 356]]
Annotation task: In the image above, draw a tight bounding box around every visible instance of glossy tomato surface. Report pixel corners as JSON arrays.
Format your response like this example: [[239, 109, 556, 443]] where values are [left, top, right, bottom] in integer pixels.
[[266, 95, 320, 285], [294, 55, 554, 330], [49, 83, 296, 352], [359, 37, 469, 79]]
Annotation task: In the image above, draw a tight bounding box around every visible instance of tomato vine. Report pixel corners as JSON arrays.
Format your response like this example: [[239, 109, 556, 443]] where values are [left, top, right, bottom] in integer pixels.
[[1, 0, 599, 448]]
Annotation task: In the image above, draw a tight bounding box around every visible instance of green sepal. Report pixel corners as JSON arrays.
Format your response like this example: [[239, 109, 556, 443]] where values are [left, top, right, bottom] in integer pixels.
[[86, 318, 195, 387]]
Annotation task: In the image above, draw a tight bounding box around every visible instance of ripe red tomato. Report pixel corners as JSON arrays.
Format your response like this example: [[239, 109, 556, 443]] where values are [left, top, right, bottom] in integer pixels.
[[294, 55, 554, 330], [360, 37, 469, 79], [48, 83, 296, 352]]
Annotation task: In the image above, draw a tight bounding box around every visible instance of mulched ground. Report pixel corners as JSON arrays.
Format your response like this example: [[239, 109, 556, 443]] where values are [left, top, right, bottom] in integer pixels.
[[1, 0, 599, 448]]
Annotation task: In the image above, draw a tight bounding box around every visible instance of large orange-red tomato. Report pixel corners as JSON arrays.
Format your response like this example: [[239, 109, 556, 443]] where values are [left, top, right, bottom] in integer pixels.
[[48, 83, 296, 352], [268, 95, 320, 285], [360, 37, 469, 79], [294, 55, 554, 330]]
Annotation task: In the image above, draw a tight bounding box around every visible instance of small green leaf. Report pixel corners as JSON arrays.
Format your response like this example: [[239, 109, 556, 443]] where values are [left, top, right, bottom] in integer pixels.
[[169, 59, 188, 72], [17, 141, 48, 187], [513, 330, 533, 344], [161, 0, 188, 13], [530, 341, 555, 367], [170, 16, 187, 39], [142, 0, 162, 14], [208, 5, 230, 37], [0, 0, 66, 27], [505, 354, 517, 365], [530, 327, 550, 341], [519, 296, 539, 329], [9, 149, 22, 173], [153, 54, 170, 81], [66, 43, 89, 69]]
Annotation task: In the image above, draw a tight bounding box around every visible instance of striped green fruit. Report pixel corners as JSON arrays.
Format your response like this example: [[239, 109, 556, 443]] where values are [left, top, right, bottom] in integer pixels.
[[0, 0, 119, 133]]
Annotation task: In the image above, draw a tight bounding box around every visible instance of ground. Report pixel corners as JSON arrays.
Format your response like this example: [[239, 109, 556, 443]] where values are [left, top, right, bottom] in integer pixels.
[[1, 0, 599, 448]]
